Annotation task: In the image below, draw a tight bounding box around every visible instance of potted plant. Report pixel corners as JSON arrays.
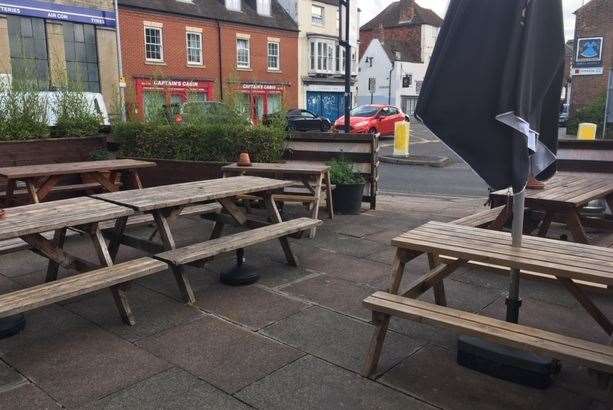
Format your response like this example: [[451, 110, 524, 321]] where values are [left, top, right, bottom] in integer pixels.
[[328, 157, 366, 214]]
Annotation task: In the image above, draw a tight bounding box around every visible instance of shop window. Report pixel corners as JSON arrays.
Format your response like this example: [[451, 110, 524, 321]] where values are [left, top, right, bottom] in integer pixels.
[[188, 92, 208, 102], [267, 94, 282, 114], [186, 32, 203, 65], [63, 22, 100, 92], [7, 16, 49, 90], [267, 42, 279, 70], [311, 5, 324, 26], [236, 38, 250, 68], [145, 26, 163, 62]]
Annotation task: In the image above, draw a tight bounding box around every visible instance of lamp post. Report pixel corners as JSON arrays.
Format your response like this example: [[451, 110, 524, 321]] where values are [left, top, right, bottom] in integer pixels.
[[339, 0, 351, 133]]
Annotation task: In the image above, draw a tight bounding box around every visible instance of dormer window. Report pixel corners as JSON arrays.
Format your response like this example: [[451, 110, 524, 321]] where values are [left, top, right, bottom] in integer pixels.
[[257, 0, 271, 16], [226, 0, 241, 11]]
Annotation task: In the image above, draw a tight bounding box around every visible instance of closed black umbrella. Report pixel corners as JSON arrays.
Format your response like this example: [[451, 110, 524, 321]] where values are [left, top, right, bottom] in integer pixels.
[[415, 0, 565, 322]]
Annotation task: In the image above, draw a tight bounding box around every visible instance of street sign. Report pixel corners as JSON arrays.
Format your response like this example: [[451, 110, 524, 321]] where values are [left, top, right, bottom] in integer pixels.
[[368, 78, 376, 93], [572, 67, 604, 76], [0, 0, 116, 28]]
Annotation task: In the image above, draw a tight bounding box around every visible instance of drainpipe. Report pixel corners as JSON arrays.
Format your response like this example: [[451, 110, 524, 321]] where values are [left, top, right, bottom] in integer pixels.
[[388, 61, 395, 105], [217, 21, 224, 101], [113, 0, 126, 122]]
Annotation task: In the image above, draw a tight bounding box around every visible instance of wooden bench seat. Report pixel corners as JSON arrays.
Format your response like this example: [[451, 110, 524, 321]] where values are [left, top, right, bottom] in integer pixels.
[[363, 292, 613, 391], [0, 182, 121, 202], [155, 217, 321, 267], [451, 205, 509, 228], [0, 257, 167, 319], [0, 203, 222, 256]]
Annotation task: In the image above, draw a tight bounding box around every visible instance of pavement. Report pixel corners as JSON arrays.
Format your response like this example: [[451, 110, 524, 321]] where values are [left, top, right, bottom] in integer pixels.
[[0, 194, 610, 409]]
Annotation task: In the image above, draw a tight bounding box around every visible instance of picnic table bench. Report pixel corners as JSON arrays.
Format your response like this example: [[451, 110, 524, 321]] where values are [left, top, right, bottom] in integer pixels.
[[94, 176, 320, 295], [362, 221, 613, 402], [0, 159, 155, 205], [222, 162, 333, 237], [490, 174, 613, 244]]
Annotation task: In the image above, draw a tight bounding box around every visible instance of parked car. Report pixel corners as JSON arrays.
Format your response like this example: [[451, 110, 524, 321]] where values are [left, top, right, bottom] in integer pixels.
[[559, 103, 569, 127], [267, 109, 331, 131], [333, 104, 407, 135]]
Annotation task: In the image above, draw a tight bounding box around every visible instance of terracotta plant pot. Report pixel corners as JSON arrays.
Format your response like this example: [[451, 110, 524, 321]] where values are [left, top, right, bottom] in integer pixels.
[[0, 209, 5, 219], [238, 152, 252, 167]]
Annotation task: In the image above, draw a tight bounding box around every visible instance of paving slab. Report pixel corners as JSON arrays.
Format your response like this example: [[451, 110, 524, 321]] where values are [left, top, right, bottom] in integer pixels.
[[0, 360, 26, 392], [236, 355, 436, 409], [194, 283, 308, 330], [379, 345, 601, 410], [0, 249, 49, 278], [63, 284, 205, 342], [262, 306, 423, 376], [304, 231, 390, 259], [136, 265, 219, 301], [0, 382, 61, 409], [137, 315, 303, 393], [281, 274, 375, 320], [85, 367, 248, 409], [0, 305, 170, 407]]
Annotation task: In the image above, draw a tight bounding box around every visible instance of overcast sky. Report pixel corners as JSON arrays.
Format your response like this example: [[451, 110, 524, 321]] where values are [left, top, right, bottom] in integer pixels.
[[359, 0, 585, 40]]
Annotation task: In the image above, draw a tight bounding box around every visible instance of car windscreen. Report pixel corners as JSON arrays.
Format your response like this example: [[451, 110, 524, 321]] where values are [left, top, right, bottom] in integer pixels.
[[350, 106, 380, 117]]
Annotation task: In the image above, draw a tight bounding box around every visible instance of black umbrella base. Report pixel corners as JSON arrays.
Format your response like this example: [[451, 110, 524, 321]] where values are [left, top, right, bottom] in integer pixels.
[[220, 264, 260, 286], [0, 314, 26, 339], [457, 336, 559, 389]]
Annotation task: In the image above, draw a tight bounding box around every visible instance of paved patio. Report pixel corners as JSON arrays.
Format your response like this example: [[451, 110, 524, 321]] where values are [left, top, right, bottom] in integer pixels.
[[0, 193, 610, 409]]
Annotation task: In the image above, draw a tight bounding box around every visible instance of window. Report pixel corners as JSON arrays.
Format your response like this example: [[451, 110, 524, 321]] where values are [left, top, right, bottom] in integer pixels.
[[236, 38, 250, 68], [257, 0, 271, 16], [311, 5, 324, 26], [7, 16, 49, 90], [186, 32, 203, 65], [335, 44, 345, 72], [225, 0, 241, 11], [267, 42, 279, 70], [310, 42, 315, 70], [144, 26, 163, 62], [63, 22, 100, 92], [309, 39, 338, 73]]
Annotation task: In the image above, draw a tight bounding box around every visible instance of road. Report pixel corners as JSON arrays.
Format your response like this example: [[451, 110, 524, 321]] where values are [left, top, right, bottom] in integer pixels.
[[378, 122, 490, 198]]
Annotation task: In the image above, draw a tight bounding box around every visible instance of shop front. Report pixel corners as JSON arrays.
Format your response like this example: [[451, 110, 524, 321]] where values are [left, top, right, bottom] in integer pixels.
[[134, 78, 215, 120], [236, 82, 288, 123]]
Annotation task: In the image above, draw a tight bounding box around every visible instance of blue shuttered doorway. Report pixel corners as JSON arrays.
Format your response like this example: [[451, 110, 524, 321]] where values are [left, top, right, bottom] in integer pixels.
[[306, 91, 345, 122]]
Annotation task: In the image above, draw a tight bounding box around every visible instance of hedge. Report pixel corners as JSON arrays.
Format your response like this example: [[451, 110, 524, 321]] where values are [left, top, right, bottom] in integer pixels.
[[114, 122, 286, 163]]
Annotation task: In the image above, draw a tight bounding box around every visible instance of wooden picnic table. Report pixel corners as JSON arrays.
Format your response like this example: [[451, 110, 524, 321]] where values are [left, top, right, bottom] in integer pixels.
[[490, 174, 613, 244], [222, 162, 333, 237], [93, 176, 297, 298], [0, 159, 156, 205], [0, 197, 140, 324]]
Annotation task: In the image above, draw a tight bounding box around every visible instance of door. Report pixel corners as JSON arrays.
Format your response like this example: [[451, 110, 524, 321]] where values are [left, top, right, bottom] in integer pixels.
[[306, 91, 344, 122]]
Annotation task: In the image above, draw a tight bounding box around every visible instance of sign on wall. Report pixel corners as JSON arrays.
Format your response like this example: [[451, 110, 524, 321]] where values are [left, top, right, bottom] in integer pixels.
[[0, 0, 116, 28]]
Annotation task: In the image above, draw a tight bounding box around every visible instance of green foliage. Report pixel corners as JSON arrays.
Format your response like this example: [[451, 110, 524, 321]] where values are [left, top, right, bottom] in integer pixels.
[[52, 84, 101, 138], [327, 157, 365, 185], [90, 149, 113, 161], [567, 94, 606, 136], [114, 122, 286, 163], [0, 77, 49, 140]]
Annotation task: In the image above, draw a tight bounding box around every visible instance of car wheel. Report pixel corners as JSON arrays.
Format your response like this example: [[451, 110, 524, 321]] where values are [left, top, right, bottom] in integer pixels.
[[368, 127, 377, 135], [321, 122, 331, 132]]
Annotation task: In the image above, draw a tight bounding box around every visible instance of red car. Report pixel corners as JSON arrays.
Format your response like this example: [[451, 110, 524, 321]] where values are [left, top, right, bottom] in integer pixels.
[[334, 104, 408, 135]]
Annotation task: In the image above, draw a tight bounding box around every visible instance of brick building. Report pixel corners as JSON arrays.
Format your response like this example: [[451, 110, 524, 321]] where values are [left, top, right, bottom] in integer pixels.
[[0, 0, 120, 115], [358, 0, 442, 60], [569, 0, 612, 119], [118, 0, 299, 122]]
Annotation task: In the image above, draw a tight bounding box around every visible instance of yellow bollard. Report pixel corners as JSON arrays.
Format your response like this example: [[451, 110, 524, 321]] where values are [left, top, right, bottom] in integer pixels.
[[577, 123, 597, 140], [394, 121, 410, 157]]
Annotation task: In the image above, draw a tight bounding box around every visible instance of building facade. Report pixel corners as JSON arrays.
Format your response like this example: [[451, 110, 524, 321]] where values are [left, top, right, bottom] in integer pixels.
[[0, 0, 120, 114], [278, 0, 359, 122], [356, 0, 441, 115], [118, 0, 299, 122], [569, 0, 612, 122]]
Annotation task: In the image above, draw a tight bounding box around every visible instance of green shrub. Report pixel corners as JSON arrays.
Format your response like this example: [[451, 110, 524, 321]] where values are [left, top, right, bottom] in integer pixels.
[[0, 78, 49, 141], [114, 122, 286, 163], [567, 94, 606, 136], [327, 157, 365, 185], [52, 86, 101, 138]]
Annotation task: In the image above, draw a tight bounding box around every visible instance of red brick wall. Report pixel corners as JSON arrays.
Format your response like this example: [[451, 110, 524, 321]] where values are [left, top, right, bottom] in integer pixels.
[[118, 7, 298, 111], [570, 0, 613, 118], [359, 25, 422, 62]]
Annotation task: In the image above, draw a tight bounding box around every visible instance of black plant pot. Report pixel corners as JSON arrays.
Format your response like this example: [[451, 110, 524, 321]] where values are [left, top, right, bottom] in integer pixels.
[[332, 183, 365, 214]]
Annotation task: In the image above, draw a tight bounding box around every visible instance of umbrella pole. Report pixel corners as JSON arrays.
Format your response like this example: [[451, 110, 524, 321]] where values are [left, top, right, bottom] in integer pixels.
[[506, 188, 525, 323]]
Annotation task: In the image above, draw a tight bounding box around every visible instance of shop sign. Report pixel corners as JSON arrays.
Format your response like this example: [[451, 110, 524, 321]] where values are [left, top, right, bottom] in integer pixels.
[[0, 0, 116, 28], [572, 67, 604, 76], [575, 37, 603, 68], [242, 83, 283, 91], [138, 79, 210, 89]]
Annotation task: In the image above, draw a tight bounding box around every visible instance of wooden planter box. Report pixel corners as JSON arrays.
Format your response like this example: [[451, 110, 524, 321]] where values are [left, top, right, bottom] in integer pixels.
[[126, 158, 229, 187], [557, 138, 613, 174], [0, 136, 107, 167]]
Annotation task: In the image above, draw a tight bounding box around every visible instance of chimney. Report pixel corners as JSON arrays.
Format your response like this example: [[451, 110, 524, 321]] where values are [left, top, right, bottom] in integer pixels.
[[399, 0, 415, 23], [377, 23, 385, 45]]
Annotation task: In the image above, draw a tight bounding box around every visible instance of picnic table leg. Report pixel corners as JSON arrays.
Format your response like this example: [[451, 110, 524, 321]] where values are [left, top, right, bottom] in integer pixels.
[[108, 216, 129, 262], [487, 204, 511, 230], [88, 224, 136, 326], [428, 253, 447, 306], [389, 249, 409, 294], [325, 170, 334, 219], [218, 197, 249, 266], [363, 311, 391, 378], [82, 172, 119, 192], [537, 212, 554, 237], [308, 173, 324, 238], [3, 179, 15, 207], [25, 179, 39, 203], [45, 228, 67, 282], [129, 170, 143, 190], [152, 210, 196, 304], [263, 194, 299, 267], [557, 276, 613, 335], [565, 209, 589, 244]]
